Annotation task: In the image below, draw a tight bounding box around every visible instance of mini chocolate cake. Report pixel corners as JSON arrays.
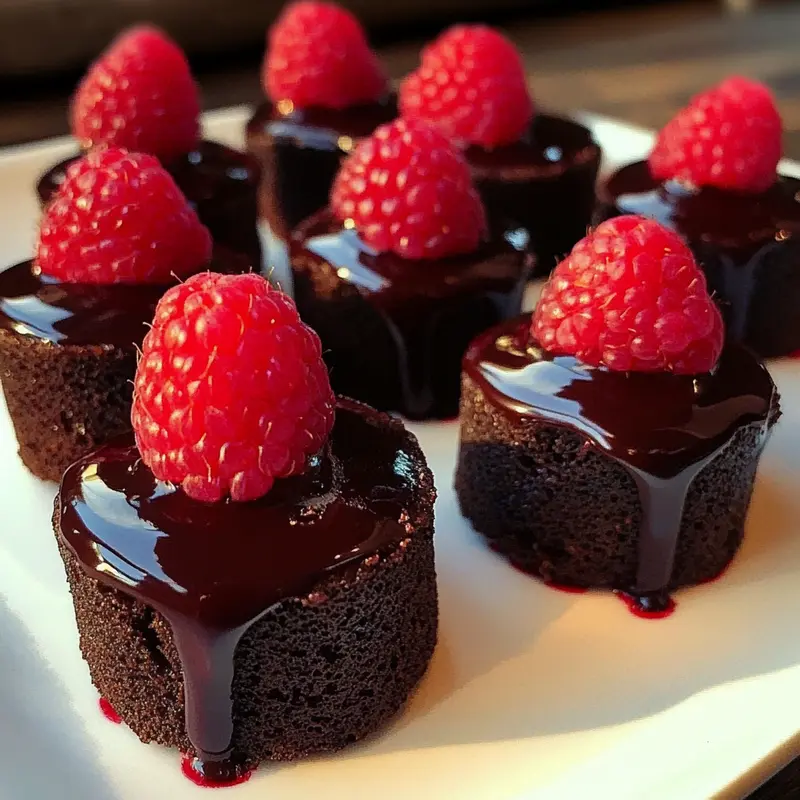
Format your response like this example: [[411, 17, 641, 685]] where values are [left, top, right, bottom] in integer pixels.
[[596, 162, 800, 357], [456, 316, 779, 611], [290, 210, 532, 419], [466, 114, 601, 275], [0, 250, 246, 482], [245, 97, 398, 281], [37, 142, 263, 271], [55, 397, 437, 778]]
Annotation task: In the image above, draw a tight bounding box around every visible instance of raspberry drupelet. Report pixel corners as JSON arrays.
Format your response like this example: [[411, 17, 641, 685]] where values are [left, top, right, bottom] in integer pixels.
[[53, 271, 438, 783], [291, 117, 532, 419], [596, 76, 800, 357], [246, 1, 397, 284], [0, 147, 245, 482], [399, 24, 601, 275], [456, 215, 779, 616], [38, 26, 262, 271]]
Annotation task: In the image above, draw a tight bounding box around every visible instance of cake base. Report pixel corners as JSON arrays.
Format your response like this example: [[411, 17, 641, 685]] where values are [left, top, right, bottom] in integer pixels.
[[0, 331, 134, 482], [456, 371, 771, 589]]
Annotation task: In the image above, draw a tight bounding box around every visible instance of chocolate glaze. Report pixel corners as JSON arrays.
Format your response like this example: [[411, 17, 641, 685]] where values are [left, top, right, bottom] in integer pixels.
[[597, 161, 800, 354], [464, 316, 777, 608], [37, 141, 262, 270], [0, 250, 247, 347], [58, 399, 422, 779], [465, 113, 601, 275], [245, 96, 398, 248], [291, 210, 532, 419]]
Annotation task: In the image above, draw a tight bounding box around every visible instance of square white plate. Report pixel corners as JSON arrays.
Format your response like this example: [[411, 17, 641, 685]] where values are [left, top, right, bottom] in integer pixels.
[[0, 108, 799, 800]]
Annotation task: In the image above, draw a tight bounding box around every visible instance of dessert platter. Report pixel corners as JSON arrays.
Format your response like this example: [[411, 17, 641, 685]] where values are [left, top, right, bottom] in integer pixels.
[[1, 4, 800, 798]]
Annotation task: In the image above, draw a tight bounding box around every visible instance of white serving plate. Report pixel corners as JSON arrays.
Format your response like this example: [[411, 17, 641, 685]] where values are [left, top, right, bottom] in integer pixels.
[[0, 108, 799, 800]]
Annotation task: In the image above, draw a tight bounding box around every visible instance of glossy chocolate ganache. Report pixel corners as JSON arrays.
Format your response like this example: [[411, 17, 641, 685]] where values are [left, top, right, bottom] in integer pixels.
[[597, 161, 800, 355], [291, 210, 532, 419], [37, 142, 263, 270], [461, 317, 779, 611], [0, 250, 247, 346], [466, 113, 601, 275], [57, 399, 433, 780], [245, 96, 398, 239]]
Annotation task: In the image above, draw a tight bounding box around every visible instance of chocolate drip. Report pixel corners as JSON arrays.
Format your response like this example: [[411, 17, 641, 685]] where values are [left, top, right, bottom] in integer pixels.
[[291, 211, 531, 419], [464, 317, 776, 599], [37, 141, 262, 270], [0, 252, 247, 346], [597, 161, 800, 354], [58, 400, 422, 776]]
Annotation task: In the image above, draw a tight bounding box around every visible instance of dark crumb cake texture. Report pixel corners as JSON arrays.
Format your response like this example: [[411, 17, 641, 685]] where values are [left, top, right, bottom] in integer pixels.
[[596, 161, 800, 357], [455, 318, 779, 601], [290, 211, 532, 420], [56, 399, 438, 770], [466, 113, 601, 275]]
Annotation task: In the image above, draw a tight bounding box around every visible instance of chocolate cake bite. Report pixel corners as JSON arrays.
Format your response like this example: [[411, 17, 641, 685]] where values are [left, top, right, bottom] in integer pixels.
[[291, 118, 532, 420], [36, 27, 261, 270], [456, 216, 779, 614], [55, 272, 437, 783], [596, 76, 800, 357], [399, 25, 600, 274], [246, 2, 396, 284], [0, 148, 228, 482]]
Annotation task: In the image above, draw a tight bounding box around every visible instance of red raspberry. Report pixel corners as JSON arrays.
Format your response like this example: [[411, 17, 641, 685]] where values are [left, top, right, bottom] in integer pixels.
[[264, 1, 387, 110], [399, 25, 533, 148], [649, 76, 782, 193], [71, 26, 201, 162], [531, 216, 724, 374], [132, 272, 335, 503], [330, 118, 486, 260], [37, 148, 212, 284]]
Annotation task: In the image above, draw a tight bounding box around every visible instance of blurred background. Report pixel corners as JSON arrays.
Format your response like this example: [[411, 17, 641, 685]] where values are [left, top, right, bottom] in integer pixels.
[[0, 0, 798, 154]]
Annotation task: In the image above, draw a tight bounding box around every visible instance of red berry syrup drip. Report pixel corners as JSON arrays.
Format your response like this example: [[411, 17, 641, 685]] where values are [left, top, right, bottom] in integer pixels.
[[98, 697, 122, 724], [180, 754, 252, 789], [616, 590, 676, 620]]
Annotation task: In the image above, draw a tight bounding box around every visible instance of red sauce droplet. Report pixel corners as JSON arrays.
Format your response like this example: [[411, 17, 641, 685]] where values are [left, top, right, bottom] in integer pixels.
[[788, 350, 800, 359], [616, 591, 676, 620], [698, 562, 730, 585], [180, 755, 252, 788], [98, 697, 122, 724]]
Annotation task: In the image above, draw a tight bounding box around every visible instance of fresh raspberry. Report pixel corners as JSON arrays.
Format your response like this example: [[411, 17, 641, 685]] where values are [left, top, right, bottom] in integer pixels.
[[399, 25, 533, 148], [71, 26, 201, 162], [531, 216, 724, 374], [330, 118, 486, 260], [37, 148, 212, 284], [264, 1, 387, 110], [649, 76, 782, 193], [132, 272, 335, 503]]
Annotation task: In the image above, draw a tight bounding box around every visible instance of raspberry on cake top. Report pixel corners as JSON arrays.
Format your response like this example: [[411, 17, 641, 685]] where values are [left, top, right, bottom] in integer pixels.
[[264, 1, 388, 112], [290, 117, 532, 418], [456, 215, 778, 616], [56, 271, 438, 782], [38, 26, 261, 269], [398, 24, 600, 275], [597, 77, 800, 357]]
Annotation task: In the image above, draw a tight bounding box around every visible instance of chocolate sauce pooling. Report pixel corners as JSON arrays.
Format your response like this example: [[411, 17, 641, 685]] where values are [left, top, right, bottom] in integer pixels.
[[291, 210, 532, 419], [37, 141, 262, 270], [0, 251, 246, 347], [598, 161, 800, 352], [464, 317, 777, 609], [58, 399, 422, 779]]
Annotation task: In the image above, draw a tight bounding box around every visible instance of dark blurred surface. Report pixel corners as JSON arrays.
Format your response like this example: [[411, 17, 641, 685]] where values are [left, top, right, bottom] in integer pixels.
[[0, 0, 798, 159]]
